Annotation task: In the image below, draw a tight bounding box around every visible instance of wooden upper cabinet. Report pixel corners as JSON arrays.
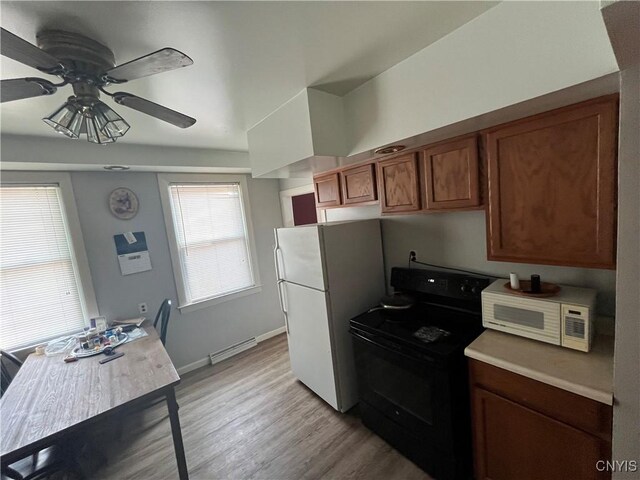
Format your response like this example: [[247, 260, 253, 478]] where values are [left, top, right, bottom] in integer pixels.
[[340, 163, 377, 205], [313, 172, 341, 208], [485, 95, 618, 269], [421, 135, 480, 210], [377, 153, 421, 213]]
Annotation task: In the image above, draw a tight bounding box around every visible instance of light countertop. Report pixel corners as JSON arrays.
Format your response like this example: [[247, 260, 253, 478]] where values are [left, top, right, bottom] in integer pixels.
[[465, 330, 614, 405]]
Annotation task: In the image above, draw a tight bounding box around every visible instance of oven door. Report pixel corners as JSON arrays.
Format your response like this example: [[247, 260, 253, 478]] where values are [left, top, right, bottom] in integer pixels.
[[350, 328, 454, 444]]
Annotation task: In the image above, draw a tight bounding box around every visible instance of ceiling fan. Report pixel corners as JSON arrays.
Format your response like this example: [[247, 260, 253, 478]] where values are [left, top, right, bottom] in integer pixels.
[[1, 27, 196, 144]]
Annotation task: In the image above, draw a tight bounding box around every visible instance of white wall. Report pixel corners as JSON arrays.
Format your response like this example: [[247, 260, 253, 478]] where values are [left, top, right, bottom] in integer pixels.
[[611, 60, 640, 480], [279, 178, 313, 191], [248, 88, 348, 178], [67, 171, 284, 370], [600, 1, 640, 472], [248, 90, 314, 177], [343, 1, 618, 155], [1, 135, 285, 370], [0, 134, 250, 172], [324, 206, 617, 317]]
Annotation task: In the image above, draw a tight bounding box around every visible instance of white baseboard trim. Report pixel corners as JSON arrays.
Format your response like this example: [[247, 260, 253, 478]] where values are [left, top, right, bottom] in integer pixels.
[[256, 325, 286, 343], [177, 357, 210, 376], [176, 325, 287, 376]]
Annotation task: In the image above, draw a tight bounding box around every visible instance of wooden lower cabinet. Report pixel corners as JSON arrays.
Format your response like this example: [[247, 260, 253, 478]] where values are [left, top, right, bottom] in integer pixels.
[[470, 360, 612, 480]]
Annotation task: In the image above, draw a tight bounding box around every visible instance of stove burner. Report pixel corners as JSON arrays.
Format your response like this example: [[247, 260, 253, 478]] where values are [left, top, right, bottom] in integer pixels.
[[412, 325, 451, 343]]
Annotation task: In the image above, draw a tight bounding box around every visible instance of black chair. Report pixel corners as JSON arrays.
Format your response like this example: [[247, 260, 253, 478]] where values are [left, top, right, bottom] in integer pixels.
[[153, 299, 172, 345], [0, 351, 79, 480], [0, 350, 22, 398]]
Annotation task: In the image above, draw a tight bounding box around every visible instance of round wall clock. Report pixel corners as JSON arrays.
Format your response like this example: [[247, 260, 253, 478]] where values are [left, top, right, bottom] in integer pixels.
[[108, 187, 139, 220]]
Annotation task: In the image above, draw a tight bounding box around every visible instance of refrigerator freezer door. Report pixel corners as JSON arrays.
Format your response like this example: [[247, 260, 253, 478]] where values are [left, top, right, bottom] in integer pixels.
[[283, 281, 339, 410], [275, 225, 326, 291]]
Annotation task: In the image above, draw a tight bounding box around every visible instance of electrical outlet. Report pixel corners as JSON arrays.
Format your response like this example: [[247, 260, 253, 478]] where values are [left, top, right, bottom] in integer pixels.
[[409, 250, 417, 262], [138, 303, 148, 315]]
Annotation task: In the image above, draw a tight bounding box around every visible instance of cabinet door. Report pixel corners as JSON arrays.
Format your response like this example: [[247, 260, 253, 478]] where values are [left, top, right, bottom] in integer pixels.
[[485, 95, 617, 268], [377, 153, 421, 213], [314, 172, 341, 208], [472, 388, 611, 480], [340, 163, 377, 205], [422, 135, 479, 210]]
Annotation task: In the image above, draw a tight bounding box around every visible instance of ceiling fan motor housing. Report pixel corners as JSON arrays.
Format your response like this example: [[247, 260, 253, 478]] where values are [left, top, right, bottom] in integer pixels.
[[36, 30, 115, 80]]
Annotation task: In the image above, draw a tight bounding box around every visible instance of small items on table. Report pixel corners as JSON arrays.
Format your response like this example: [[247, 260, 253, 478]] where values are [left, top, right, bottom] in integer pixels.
[[70, 326, 128, 358]]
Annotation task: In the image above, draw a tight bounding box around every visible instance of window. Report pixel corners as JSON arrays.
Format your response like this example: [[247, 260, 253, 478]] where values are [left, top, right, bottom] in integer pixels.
[[158, 174, 260, 311], [0, 173, 97, 350]]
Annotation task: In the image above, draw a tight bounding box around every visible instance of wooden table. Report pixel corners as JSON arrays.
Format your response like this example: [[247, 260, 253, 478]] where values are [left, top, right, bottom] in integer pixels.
[[0, 323, 189, 479]]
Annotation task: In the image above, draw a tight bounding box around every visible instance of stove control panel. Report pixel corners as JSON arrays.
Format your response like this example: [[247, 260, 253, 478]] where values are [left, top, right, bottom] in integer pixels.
[[390, 267, 491, 301], [459, 279, 489, 297]]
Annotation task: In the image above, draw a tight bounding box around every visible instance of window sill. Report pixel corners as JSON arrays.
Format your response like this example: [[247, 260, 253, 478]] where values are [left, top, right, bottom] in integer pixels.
[[7, 326, 89, 358], [178, 285, 262, 314]]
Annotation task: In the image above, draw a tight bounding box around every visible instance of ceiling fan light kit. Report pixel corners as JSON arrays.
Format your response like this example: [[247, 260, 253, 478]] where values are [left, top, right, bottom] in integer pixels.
[[85, 112, 116, 144], [42, 97, 129, 143], [94, 102, 130, 138], [1, 27, 197, 145], [42, 97, 130, 144], [42, 98, 84, 138]]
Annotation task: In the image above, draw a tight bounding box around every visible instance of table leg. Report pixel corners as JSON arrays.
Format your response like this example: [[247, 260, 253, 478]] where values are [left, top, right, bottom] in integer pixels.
[[166, 387, 189, 480]]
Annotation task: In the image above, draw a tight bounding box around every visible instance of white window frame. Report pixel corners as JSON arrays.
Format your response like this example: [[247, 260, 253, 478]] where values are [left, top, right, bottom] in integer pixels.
[[0, 171, 99, 350], [157, 173, 262, 313]]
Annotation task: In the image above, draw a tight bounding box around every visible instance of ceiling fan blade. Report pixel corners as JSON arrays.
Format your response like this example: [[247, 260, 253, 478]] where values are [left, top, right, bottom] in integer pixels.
[[1, 28, 61, 73], [112, 93, 196, 128], [1, 78, 57, 103], [104, 48, 193, 82]]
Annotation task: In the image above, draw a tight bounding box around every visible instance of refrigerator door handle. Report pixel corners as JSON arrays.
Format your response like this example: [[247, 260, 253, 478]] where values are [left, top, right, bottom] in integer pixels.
[[277, 280, 290, 334], [273, 245, 284, 282], [273, 245, 280, 281]]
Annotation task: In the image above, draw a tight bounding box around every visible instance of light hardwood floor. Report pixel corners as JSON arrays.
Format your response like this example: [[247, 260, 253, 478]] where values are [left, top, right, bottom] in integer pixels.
[[93, 334, 431, 480]]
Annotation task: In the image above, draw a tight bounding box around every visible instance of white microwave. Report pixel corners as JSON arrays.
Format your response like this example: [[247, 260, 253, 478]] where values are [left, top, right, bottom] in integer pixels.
[[481, 279, 597, 352]]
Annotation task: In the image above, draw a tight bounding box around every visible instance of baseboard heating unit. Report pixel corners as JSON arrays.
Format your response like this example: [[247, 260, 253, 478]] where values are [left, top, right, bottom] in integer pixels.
[[209, 337, 258, 365]]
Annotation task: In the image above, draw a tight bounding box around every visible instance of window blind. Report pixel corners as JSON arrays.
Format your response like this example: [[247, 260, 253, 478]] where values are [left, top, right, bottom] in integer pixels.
[[168, 183, 255, 305], [0, 186, 87, 350]]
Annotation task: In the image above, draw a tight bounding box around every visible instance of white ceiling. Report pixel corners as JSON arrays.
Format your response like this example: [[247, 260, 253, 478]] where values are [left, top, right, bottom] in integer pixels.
[[0, 1, 497, 151]]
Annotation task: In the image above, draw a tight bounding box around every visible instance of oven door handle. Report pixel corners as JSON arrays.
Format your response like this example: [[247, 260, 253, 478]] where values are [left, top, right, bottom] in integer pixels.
[[350, 329, 434, 364]]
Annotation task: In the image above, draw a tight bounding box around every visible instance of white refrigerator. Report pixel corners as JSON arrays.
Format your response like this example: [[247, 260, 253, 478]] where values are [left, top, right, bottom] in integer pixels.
[[274, 219, 385, 412]]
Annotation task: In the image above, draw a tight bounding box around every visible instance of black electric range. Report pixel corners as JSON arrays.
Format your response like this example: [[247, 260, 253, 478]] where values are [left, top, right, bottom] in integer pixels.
[[350, 267, 491, 480], [351, 302, 484, 364]]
